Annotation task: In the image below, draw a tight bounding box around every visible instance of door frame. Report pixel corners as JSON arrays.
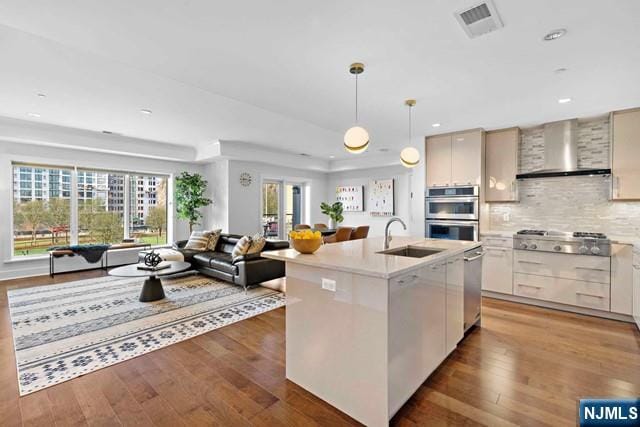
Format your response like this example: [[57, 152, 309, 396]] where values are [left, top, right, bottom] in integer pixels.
[[261, 178, 308, 239]]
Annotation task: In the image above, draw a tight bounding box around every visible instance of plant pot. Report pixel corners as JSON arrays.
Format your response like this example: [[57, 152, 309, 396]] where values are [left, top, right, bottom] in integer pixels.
[[328, 218, 336, 229], [291, 238, 323, 254]]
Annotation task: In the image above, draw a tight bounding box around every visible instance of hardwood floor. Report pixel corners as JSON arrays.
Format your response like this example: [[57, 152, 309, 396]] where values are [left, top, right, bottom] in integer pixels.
[[1, 270, 639, 426]]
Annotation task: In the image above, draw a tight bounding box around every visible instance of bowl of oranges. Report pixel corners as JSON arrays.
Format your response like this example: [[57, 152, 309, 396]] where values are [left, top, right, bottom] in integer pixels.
[[289, 229, 323, 254]]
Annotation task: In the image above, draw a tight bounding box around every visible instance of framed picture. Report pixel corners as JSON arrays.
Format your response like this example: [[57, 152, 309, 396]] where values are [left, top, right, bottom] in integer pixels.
[[336, 185, 364, 212], [369, 179, 394, 216]]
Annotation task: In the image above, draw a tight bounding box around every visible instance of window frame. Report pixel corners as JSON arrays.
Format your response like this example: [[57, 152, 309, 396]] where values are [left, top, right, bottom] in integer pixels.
[[10, 161, 172, 259]]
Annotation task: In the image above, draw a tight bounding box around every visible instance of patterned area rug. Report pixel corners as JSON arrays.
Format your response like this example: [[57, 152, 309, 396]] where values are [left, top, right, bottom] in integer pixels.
[[7, 274, 285, 396]]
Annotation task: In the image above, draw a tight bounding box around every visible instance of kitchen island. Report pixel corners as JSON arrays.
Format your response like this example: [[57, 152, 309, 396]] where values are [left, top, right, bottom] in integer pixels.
[[262, 236, 482, 426]]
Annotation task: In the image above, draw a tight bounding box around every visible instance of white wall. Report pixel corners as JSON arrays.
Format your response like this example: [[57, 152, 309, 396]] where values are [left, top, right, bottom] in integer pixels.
[[326, 165, 419, 237], [0, 140, 203, 280], [228, 160, 328, 235], [203, 159, 229, 232]]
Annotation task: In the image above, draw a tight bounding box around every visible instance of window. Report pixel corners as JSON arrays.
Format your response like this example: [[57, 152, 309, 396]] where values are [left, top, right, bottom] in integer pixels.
[[77, 170, 125, 245], [12, 165, 72, 256], [129, 174, 168, 245], [11, 163, 170, 257]]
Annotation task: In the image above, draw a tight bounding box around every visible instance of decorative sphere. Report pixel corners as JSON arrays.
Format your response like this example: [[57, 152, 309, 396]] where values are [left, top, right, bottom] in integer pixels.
[[400, 147, 420, 168], [344, 126, 369, 153], [144, 250, 162, 267]]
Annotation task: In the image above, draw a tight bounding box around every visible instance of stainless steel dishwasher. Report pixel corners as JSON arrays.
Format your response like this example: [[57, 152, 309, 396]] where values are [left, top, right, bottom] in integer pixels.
[[463, 247, 484, 332]]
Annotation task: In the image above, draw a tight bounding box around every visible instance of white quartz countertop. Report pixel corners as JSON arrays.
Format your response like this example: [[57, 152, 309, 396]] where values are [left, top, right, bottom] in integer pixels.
[[262, 236, 481, 279]]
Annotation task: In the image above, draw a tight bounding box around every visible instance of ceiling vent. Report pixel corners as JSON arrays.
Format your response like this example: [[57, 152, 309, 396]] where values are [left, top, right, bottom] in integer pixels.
[[455, 0, 503, 39]]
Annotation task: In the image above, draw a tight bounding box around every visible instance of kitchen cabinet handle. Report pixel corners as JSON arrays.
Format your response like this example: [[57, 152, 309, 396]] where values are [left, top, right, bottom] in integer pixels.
[[486, 247, 509, 252], [517, 283, 543, 289], [575, 291, 605, 299], [518, 260, 543, 265], [464, 252, 485, 262], [511, 181, 515, 197], [575, 266, 609, 272], [397, 274, 419, 286]]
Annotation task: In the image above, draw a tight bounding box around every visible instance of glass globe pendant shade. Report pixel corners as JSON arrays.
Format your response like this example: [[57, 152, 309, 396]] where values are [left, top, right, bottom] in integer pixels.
[[400, 146, 420, 168], [344, 126, 370, 154]]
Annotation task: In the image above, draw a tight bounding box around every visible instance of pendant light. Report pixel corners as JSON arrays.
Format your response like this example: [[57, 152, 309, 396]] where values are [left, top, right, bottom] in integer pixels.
[[400, 99, 420, 168], [344, 62, 369, 154]]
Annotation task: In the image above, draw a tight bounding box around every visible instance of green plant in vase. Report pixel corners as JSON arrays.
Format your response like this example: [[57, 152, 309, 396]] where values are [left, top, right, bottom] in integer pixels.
[[320, 201, 344, 229]]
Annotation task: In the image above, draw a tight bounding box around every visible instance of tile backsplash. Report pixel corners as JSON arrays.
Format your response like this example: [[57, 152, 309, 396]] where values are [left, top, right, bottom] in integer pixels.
[[488, 117, 640, 238]]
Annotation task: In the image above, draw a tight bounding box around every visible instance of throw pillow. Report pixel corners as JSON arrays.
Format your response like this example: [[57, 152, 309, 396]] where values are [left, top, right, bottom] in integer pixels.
[[247, 233, 266, 254], [184, 230, 215, 251], [231, 235, 252, 261], [206, 229, 223, 251]]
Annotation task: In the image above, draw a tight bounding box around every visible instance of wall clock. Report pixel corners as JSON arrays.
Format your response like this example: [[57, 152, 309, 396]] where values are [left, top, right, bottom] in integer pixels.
[[239, 172, 252, 187]]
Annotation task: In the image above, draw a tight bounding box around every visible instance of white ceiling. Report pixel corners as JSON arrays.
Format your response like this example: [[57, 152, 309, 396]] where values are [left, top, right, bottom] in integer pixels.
[[0, 0, 638, 161]]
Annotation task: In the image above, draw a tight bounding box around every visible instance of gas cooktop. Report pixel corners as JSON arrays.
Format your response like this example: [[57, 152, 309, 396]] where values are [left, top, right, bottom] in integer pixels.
[[513, 230, 611, 256]]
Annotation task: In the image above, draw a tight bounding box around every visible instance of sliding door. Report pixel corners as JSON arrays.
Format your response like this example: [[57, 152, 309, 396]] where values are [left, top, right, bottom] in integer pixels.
[[262, 181, 305, 239]]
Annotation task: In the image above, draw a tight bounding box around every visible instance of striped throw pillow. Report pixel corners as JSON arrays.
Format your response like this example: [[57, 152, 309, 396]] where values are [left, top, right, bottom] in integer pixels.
[[231, 235, 252, 261], [184, 230, 215, 251]]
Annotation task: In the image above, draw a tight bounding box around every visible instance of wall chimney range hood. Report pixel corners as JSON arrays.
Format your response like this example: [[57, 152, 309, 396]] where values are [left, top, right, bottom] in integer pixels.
[[516, 119, 611, 179]]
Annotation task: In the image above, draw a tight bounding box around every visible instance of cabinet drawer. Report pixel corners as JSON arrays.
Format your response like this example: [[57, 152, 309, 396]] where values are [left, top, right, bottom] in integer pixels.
[[481, 236, 513, 248], [514, 273, 610, 311], [482, 247, 513, 294], [514, 250, 610, 284]]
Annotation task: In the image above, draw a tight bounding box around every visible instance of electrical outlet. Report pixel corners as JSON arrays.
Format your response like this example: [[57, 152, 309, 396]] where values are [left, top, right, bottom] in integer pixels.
[[321, 278, 336, 292], [503, 212, 510, 221]]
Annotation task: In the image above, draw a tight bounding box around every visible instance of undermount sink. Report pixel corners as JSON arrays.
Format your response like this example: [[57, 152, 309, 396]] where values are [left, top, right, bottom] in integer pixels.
[[378, 246, 444, 258]]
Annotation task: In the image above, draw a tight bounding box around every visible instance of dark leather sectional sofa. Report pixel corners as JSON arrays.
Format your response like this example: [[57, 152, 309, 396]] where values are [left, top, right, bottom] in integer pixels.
[[173, 233, 289, 291]]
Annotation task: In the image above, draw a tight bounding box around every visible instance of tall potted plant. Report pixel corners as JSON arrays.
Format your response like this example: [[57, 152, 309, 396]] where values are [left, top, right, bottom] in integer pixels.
[[175, 172, 213, 233], [320, 201, 344, 229]]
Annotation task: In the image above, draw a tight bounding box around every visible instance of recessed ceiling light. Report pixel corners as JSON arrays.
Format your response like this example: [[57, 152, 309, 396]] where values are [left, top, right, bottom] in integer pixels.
[[543, 29, 567, 41], [27, 112, 41, 118], [432, 123, 441, 128], [329, 155, 335, 159], [558, 98, 572, 104], [140, 109, 153, 115], [36, 93, 46, 98]]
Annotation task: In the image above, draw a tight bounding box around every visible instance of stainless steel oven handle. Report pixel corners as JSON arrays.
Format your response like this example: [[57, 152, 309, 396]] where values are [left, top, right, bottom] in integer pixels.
[[426, 196, 479, 203]]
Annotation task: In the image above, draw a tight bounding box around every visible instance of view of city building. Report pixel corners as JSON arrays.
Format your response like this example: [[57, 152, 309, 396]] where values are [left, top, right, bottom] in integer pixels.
[[12, 165, 168, 256]]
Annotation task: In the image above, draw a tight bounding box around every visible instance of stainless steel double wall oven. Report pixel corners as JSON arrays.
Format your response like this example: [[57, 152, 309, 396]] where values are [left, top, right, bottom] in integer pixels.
[[425, 185, 479, 241]]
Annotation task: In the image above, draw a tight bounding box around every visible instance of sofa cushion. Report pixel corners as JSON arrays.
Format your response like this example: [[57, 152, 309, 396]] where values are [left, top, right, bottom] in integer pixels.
[[184, 230, 215, 251], [216, 234, 243, 254], [192, 252, 238, 275]]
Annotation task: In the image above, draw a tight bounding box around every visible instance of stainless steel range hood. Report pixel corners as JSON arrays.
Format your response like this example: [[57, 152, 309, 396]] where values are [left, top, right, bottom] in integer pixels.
[[516, 119, 611, 179]]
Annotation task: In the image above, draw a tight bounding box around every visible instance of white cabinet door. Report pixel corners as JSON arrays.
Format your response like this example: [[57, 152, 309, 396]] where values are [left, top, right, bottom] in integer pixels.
[[388, 263, 446, 415], [426, 135, 452, 187], [420, 262, 447, 372], [451, 130, 483, 186], [611, 244, 633, 315], [633, 252, 640, 330], [482, 247, 513, 294], [445, 255, 464, 353], [485, 128, 519, 202], [612, 109, 640, 200]]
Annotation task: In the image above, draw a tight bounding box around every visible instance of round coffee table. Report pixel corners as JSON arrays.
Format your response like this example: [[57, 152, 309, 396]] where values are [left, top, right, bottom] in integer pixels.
[[109, 261, 192, 302]]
